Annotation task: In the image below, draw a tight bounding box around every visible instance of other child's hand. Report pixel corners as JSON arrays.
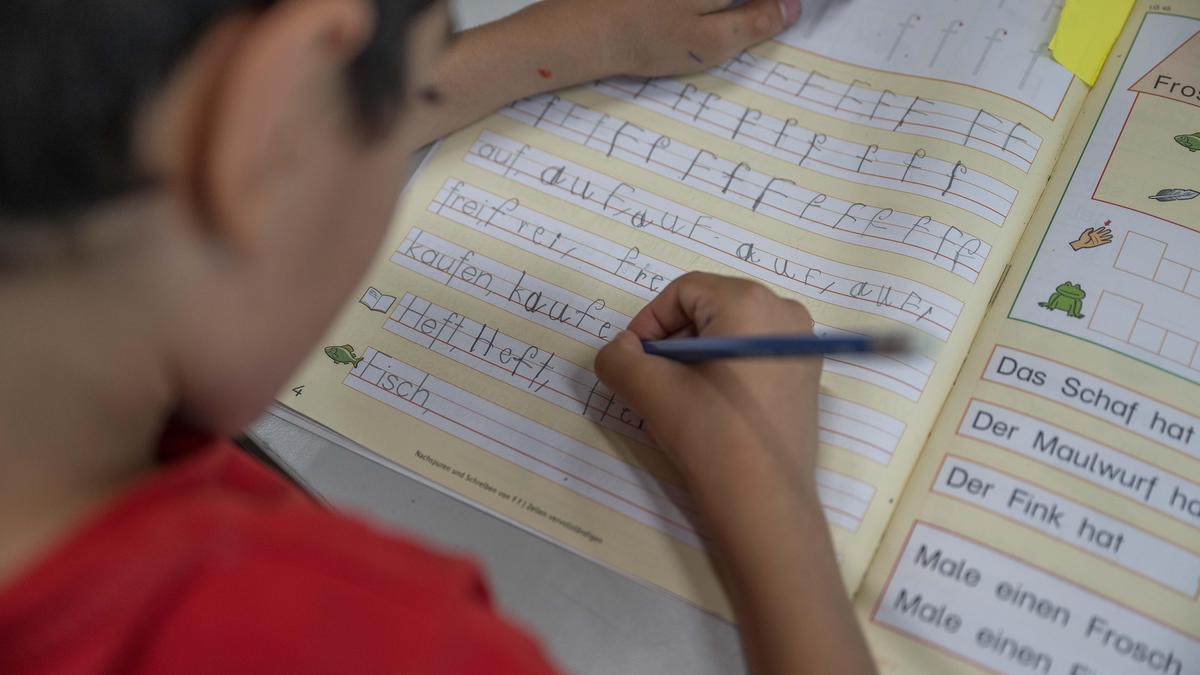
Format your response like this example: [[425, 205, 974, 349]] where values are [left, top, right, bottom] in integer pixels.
[[577, 0, 802, 77]]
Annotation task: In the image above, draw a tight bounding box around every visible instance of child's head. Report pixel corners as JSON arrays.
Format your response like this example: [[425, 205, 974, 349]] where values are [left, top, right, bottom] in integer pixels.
[[1, 0, 447, 435]]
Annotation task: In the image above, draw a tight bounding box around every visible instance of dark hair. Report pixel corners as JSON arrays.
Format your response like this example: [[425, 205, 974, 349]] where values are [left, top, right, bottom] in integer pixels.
[[0, 0, 438, 220]]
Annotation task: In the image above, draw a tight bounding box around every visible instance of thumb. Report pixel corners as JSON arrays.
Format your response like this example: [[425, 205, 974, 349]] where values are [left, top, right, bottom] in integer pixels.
[[595, 331, 697, 424]]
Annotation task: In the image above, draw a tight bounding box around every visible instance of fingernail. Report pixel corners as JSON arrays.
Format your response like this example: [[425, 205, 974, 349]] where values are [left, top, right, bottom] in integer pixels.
[[779, 0, 801, 26]]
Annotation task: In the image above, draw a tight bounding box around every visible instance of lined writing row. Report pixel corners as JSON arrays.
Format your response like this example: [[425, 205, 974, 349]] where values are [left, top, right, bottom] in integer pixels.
[[387, 292, 908, 464], [592, 77, 1016, 224], [398, 223, 931, 410], [465, 131, 963, 339], [348, 348, 875, 533], [428, 178, 936, 402], [504, 96, 991, 281], [707, 51, 1044, 170]]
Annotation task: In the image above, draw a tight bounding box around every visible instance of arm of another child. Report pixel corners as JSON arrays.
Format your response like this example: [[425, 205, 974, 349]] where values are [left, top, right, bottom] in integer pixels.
[[403, 0, 800, 148], [596, 273, 878, 675]]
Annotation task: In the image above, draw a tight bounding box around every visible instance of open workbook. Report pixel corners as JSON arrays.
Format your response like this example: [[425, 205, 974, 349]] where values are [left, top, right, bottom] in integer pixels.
[[277, 1, 1200, 672]]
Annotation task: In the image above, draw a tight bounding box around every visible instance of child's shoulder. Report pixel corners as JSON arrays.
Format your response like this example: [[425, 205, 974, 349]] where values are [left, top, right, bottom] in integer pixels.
[[0, 432, 557, 674]]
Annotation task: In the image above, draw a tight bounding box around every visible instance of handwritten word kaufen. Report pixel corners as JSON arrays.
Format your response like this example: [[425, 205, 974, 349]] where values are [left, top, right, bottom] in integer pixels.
[[395, 229, 621, 349]]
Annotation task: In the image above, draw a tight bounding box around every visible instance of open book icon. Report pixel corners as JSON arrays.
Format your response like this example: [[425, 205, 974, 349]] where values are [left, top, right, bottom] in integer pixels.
[[359, 287, 396, 313]]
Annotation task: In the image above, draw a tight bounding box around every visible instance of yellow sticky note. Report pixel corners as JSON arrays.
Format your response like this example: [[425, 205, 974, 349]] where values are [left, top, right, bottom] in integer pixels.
[[1049, 0, 1135, 86]]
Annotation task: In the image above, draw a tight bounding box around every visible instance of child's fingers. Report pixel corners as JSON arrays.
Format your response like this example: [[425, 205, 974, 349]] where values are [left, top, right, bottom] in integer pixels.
[[624, 272, 711, 339], [667, 271, 814, 338], [595, 331, 697, 424], [628, 271, 814, 341], [666, 325, 698, 339], [625, 271, 753, 339], [702, 0, 798, 53], [691, 0, 744, 15]]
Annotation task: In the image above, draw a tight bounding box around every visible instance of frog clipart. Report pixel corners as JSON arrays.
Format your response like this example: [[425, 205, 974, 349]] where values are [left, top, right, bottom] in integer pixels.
[[1039, 282, 1087, 319]]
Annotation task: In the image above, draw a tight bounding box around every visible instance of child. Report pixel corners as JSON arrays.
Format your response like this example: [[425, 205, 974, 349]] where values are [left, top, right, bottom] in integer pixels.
[[0, 0, 875, 673]]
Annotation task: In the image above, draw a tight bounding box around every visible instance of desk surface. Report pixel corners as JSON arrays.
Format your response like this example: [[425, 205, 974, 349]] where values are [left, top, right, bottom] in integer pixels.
[[249, 2, 745, 673]]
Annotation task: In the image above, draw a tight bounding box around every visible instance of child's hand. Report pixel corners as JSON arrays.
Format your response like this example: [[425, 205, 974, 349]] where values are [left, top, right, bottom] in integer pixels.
[[582, 0, 803, 77], [595, 272, 821, 517], [597, 275, 878, 675], [404, 0, 801, 147]]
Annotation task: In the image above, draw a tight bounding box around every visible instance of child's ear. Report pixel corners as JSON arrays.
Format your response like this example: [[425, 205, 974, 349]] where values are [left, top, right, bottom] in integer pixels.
[[185, 0, 376, 250]]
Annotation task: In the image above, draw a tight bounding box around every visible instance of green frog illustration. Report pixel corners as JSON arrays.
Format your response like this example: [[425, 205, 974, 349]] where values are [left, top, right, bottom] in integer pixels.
[[1176, 133, 1200, 152], [324, 344, 363, 367], [1039, 282, 1086, 319]]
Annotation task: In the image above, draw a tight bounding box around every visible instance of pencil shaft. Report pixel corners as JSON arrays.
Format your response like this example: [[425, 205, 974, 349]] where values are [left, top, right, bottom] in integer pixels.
[[641, 335, 876, 363]]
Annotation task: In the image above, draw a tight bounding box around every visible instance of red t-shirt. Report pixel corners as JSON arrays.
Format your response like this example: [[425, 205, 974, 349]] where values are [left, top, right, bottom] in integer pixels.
[[0, 431, 560, 674]]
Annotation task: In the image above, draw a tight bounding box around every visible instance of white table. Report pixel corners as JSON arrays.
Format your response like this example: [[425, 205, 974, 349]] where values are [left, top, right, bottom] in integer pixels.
[[249, 2, 745, 673]]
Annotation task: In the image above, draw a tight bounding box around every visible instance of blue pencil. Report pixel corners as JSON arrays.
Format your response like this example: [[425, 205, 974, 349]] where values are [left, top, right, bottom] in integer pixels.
[[641, 334, 911, 363]]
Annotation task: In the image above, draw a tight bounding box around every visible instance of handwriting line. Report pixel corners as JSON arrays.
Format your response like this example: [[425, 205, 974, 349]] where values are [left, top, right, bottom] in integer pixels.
[[466, 142, 961, 329], [597, 78, 1016, 221], [351, 367, 706, 534], [707, 53, 1041, 171], [426, 180, 931, 403], [465, 133, 962, 338], [504, 98, 989, 279]]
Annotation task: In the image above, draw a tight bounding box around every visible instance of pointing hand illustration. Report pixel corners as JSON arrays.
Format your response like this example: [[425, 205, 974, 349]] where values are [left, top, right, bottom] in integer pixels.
[[1070, 224, 1114, 251]]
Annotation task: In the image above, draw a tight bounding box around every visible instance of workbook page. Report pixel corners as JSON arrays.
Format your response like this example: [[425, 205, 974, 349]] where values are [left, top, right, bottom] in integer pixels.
[[279, 0, 1086, 618], [857, 4, 1200, 673]]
